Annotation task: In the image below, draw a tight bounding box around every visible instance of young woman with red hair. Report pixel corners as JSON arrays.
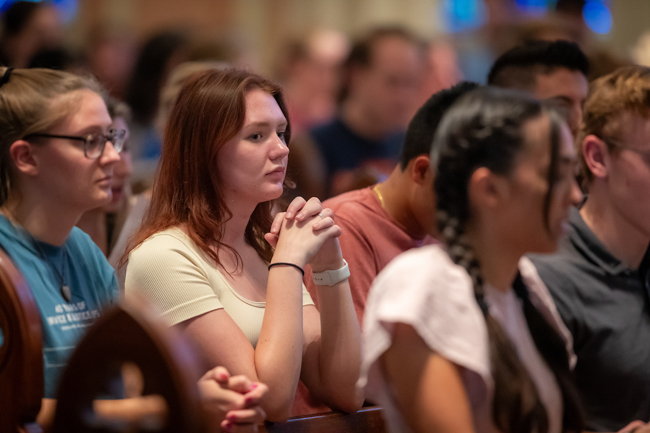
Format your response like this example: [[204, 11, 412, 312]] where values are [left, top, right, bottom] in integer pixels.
[[124, 68, 363, 422]]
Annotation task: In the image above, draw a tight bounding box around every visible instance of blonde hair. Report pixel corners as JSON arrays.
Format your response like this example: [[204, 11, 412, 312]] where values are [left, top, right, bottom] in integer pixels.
[[0, 67, 102, 205], [578, 65, 650, 190]]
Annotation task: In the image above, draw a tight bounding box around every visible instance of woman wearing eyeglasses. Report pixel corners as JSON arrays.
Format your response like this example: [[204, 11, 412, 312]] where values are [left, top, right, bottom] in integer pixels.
[[0, 67, 268, 431]]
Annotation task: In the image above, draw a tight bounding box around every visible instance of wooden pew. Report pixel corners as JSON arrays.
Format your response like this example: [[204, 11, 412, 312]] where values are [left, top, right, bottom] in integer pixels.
[[261, 406, 387, 433], [0, 248, 44, 433], [52, 296, 208, 432]]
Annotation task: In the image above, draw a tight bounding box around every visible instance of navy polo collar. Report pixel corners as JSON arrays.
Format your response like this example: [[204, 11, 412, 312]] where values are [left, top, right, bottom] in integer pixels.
[[568, 206, 632, 276]]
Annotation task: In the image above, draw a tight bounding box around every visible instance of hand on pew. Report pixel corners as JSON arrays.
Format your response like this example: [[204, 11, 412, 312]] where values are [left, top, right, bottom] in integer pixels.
[[198, 366, 268, 433], [617, 420, 650, 433]]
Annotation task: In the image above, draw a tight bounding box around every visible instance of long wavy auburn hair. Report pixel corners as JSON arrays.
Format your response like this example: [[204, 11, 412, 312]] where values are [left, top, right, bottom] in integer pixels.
[[122, 68, 291, 269]]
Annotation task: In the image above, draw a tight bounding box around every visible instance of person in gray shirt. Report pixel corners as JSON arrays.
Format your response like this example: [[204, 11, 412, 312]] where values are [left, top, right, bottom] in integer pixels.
[[531, 65, 650, 432]]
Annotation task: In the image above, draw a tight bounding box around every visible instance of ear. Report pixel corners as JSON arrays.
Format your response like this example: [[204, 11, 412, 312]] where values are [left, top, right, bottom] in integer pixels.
[[582, 134, 608, 180], [468, 167, 509, 211], [9, 140, 39, 176], [410, 155, 431, 185]]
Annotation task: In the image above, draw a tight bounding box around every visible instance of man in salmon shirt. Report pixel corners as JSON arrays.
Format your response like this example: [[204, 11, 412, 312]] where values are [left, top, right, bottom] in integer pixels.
[[304, 82, 478, 324]]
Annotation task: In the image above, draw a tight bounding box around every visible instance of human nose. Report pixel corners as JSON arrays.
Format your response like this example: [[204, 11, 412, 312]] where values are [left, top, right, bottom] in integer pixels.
[[99, 140, 121, 166], [270, 133, 289, 159]]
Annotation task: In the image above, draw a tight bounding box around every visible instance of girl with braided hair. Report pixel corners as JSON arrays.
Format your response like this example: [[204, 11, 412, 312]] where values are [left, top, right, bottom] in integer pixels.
[[359, 87, 584, 433]]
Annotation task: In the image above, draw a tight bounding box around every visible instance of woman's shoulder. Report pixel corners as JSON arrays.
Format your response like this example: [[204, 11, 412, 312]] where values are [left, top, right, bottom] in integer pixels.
[[371, 244, 473, 301], [361, 244, 492, 403], [365, 243, 487, 353], [127, 226, 214, 279], [131, 226, 198, 256]]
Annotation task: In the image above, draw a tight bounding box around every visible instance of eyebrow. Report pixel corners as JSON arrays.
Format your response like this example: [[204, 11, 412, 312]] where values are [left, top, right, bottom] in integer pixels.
[[548, 95, 572, 103], [244, 120, 288, 129], [74, 125, 112, 135]]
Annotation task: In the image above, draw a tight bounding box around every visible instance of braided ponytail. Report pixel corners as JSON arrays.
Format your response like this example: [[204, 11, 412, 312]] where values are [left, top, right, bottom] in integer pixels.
[[433, 87, 584, 433], [437, 209, 548, 433]]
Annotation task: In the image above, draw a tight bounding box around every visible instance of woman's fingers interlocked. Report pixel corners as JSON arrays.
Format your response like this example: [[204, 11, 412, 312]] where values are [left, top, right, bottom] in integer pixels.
[[266, 197, 328, 247], [293, 197, 322, 221], [312, 208, 335, 231]]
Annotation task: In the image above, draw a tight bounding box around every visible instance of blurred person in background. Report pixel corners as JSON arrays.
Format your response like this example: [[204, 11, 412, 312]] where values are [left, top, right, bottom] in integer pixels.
[[488, 39, 589, 137], [530, 65, 650, 433], [27, 46, 82, 71], [289, 26, 426, 200], [86, 25, 138, 100], [0, 0, 64, 68], [304, 82, 478, 325], [155, 60, 229, 139], [124, 30, 190, 190], [417, 39, 463, 108], [514, 17, 631, 82], [77, 97, 133, 261], [76, 97, 153, 292], [275, 29, 349, 135]]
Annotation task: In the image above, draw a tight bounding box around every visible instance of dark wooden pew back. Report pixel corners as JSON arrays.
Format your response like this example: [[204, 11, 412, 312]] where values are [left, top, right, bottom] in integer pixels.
[[52, 296, 208, 433], [0, 248, 44, 433]]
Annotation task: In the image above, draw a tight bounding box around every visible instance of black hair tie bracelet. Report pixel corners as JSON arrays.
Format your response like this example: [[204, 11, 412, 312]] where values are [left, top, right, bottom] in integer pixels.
[[268, 262, 305, 276]]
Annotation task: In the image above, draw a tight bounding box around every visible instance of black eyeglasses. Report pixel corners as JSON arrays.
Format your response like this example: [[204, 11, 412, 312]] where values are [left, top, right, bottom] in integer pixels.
[[24, 129, 127, 159]]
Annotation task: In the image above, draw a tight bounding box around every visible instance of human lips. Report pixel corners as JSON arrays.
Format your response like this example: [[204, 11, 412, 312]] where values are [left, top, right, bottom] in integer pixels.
[[266, 166, 286, 176], [97, 175, 113, 187], [111, 184, 124, 200]]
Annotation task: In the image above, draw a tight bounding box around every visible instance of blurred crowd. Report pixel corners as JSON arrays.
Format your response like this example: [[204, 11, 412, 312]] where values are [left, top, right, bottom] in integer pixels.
[[6, 1, 650, 431], [0, 0, 637, 201]]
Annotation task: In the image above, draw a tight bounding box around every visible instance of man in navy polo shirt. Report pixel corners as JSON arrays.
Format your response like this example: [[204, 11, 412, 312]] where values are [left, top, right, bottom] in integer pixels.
[[530, 65, 650, 432]]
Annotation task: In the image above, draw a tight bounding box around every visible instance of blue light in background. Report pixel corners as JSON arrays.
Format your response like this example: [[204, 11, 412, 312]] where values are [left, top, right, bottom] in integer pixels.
[[515, 0, 549, 16], [52, 0, 78, 23], [0, 0, 77, 23], [441, 0, 487, 33], [0, 0, 40, 12], [583, 0, 612, 34]]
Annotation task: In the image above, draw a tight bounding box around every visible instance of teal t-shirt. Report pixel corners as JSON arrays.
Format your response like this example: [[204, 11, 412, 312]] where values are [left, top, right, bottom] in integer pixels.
[[0, 215, 118, 398]]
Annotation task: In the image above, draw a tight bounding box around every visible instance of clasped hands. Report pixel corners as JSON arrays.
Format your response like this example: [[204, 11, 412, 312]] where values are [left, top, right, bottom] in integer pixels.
[[264, 197, 344, 273], [198, 366, 268, 433]]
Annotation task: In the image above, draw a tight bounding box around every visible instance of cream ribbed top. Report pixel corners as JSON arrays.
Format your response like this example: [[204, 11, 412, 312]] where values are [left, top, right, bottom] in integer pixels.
[[124, 227, 314, 347]]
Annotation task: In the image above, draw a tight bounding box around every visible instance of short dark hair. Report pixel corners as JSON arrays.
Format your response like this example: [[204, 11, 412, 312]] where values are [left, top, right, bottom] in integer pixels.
[[399, 81, 479, 169], [339, 26, 423, 102], [488, 40, 589, 90]]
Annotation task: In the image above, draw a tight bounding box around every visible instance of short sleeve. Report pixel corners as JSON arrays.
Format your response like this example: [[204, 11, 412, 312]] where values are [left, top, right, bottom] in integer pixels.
[[125, 233, 223, 326], [360, 245, 491, 396]]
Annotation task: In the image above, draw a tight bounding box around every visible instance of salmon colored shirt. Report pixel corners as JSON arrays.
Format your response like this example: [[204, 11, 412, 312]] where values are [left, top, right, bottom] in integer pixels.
[[305, 186, 437, 325]]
